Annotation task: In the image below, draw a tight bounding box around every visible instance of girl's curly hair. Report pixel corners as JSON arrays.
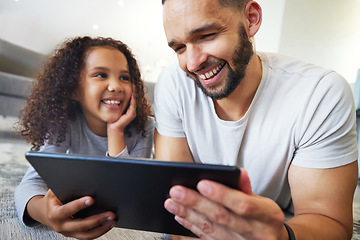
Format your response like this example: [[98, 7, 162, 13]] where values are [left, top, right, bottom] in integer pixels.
[[18, 36, 152, 151]]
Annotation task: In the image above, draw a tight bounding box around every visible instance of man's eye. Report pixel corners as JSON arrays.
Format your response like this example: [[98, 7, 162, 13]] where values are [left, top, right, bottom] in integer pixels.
[[94, 73, 107, 78], [174, 45, 185, 53], [201, 33, 216, 40]]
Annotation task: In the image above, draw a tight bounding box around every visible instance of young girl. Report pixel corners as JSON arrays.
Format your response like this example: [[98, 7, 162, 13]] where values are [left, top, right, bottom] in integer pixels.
[[14, 36, 154, 239]]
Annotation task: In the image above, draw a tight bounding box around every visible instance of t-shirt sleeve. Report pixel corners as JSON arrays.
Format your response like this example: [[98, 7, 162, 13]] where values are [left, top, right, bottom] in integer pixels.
[[154, 64, 186, 138], [14, 166, 48, 227], [14, 138, 70, 226], [292, 71, 358, 168]]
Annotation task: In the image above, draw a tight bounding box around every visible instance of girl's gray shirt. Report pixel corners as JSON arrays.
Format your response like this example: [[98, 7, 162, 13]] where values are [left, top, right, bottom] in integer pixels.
[[14, 113, 155, 226]]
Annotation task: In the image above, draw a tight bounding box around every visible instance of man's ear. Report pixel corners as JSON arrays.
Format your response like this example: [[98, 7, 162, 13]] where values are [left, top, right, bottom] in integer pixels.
[[244, 1, 262, 37]]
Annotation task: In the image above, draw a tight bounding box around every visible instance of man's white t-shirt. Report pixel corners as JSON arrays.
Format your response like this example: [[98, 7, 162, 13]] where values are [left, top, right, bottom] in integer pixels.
[[154, 52, 358, 210]]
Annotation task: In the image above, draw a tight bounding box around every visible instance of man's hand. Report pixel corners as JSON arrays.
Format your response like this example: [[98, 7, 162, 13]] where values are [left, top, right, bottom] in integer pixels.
[[165, 162, 358, 240], [27, 190, 116, 240], [164, 168, 286, 240]]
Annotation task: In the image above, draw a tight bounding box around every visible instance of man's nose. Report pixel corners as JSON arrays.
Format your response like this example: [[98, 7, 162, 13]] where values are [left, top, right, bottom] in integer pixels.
[[185, 44, 207, 73]]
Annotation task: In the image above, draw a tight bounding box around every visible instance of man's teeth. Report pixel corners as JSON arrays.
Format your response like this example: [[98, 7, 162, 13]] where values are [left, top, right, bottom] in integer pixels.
[[103, 100, 120, 105], [199, 63, 224, 80]]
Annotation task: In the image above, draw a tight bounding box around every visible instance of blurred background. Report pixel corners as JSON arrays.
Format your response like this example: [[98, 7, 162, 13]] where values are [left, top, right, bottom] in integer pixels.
[[1, 0, 359, 83]]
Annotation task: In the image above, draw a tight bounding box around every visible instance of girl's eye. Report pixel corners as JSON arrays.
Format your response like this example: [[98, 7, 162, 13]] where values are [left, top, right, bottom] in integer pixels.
[[120, 76, 131, 81], [94, 73, 107, 78]]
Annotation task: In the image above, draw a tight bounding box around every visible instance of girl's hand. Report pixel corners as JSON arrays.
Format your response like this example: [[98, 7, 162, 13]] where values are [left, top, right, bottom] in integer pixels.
[[107, 88, 137, 157], [108, 91, 137, 133], [27, 189, 116, 240]]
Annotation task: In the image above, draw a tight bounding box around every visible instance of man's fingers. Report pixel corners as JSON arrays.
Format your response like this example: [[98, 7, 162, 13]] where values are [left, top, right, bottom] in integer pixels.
[[166, 184, 272, 236], [238, 168, 252, 194], [175, 216, 216, 240], [165, 182, 286, 240], [165, 197, 241, 240], [197, 180, 285, 230], [165, 198, 215, 239], [197, 180, 259, 217]]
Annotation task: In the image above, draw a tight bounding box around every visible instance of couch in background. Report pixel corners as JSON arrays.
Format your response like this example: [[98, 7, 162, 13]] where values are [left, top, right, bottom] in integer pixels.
[[0, 39, 45, 118], [0, 39, 155, 118]]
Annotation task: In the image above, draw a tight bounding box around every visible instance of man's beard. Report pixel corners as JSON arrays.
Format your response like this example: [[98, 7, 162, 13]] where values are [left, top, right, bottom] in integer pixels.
[[190, 25, 253, 100]]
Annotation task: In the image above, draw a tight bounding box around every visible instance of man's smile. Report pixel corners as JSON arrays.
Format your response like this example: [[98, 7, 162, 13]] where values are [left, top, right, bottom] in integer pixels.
[[198, 61, 226, 81]]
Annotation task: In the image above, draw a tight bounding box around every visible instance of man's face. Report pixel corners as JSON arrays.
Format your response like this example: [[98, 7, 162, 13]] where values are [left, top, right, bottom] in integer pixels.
[[163, 0, 253, 99]]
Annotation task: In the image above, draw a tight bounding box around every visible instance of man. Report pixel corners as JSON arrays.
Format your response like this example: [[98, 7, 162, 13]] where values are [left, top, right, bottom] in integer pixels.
[[154, 0, 359, 239]]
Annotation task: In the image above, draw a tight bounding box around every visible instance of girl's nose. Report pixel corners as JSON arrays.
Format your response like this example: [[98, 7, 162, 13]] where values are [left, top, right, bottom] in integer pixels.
[[107, 78, 123, 93]]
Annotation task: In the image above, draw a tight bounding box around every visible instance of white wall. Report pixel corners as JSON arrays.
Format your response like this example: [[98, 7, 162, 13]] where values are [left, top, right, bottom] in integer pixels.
[[278, 0, 360, 83], [0, 0, 176, 82], [255, 0, 286, 53]]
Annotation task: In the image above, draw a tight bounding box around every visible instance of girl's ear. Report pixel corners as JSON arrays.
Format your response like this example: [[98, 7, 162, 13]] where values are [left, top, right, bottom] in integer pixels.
[[244, 1, 262, 37], [71, 89, 79, 101]]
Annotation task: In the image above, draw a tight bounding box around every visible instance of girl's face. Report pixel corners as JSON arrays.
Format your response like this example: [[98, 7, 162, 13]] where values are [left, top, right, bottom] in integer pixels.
[[73, 46, 133, 136]]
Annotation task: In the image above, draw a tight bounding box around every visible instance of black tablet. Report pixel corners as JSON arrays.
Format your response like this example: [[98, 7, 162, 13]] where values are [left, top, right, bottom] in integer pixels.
[[25, 151, 240, 237]]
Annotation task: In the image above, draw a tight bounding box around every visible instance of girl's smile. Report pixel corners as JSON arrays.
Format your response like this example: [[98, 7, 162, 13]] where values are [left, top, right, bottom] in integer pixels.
[[101, 97, 124, 110]]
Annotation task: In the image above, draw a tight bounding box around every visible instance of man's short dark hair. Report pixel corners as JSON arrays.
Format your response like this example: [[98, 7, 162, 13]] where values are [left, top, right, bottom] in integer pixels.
[[162, 0, 250, 11]]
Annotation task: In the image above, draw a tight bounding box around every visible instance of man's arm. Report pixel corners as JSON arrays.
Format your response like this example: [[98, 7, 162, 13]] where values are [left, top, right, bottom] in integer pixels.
[[154, 129, 194, 162], [287, 160, 358, 240], [155, 129, 207, 240]]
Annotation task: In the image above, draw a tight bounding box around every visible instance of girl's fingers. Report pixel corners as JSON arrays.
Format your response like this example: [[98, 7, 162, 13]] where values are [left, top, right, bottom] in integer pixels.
[[51, 195, 94, 220], [61, 211, 116, 234], [63, 220, 116, 240]]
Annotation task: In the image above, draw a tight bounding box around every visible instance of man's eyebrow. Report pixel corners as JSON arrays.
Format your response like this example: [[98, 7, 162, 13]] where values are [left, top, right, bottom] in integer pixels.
[[189, 23, 221, 35], [168, 23, 222, 48]]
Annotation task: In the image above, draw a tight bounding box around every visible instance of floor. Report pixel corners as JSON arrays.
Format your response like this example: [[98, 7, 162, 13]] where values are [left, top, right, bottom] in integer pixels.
[[0, 116, 359, 239], [0, 116, 171, 240]]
